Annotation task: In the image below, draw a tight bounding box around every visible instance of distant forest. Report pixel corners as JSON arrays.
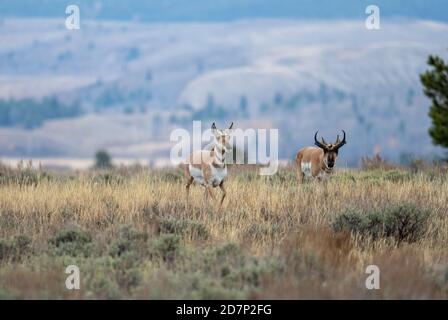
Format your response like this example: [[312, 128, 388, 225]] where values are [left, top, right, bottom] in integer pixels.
[[0, 98, 82, 129]]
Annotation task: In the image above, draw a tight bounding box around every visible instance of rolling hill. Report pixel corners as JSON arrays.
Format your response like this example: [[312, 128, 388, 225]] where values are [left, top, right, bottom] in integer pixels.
[[0, 17, 448, 166]]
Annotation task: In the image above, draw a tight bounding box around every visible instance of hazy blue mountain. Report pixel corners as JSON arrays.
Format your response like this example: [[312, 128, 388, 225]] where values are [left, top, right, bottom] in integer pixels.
[[1, 17, 447, 165], [0, 0, 447, 22], [1, 0, 448, 166]]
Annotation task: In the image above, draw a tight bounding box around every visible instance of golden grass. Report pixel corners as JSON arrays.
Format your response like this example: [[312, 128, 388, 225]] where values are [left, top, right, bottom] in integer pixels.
[[0, 166, 447, 299]]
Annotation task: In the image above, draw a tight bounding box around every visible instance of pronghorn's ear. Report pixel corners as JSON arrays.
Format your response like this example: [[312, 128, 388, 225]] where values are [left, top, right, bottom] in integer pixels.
[[211, 122, 219, 137], [228, 122, 233, 130]]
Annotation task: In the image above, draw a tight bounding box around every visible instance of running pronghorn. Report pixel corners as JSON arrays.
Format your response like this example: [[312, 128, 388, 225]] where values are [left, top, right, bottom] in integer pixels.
[[184, 122, 233, 205], [295, 130, 347, 182]]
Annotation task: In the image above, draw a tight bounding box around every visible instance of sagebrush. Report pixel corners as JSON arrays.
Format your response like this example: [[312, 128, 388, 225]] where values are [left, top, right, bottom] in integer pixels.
[[0, 165, 447, 299]]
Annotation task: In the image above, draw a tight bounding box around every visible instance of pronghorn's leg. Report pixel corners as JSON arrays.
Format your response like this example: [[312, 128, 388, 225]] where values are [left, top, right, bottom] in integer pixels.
[[296, 164, 305, 184], [203, 185, 214, 204], [219, 181, 226, 206], [295, 153, 304, 184], [317, 174, 328, 183], [297, 171, 304, 184], [185, 176, 194, 200], [206, 185, 215, 200], [203, 185, 209, 198], [203, 186, 208, 202], [183, 163, 194, 201], [201, 165, 214, 202]]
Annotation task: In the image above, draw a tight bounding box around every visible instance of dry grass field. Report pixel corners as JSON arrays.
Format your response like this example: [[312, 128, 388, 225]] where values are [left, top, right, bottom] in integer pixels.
[[0, 160, 447, 299]]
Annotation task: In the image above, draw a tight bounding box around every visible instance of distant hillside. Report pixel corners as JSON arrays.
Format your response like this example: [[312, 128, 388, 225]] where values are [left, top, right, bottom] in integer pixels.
[[0, 0, 447, 22], [0, 18, 448, 164]]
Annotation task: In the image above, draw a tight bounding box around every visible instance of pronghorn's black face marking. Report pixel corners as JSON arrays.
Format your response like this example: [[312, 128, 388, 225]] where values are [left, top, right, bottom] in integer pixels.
[[325, 149, 338, 168], [211, 122, 233, 151], [314, 130, 347, 169]]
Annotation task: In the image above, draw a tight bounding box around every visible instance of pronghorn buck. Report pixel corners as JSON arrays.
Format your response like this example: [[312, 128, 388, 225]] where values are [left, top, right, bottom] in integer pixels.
[[184, 122, 233, 205], [295, 130, 347, 182]]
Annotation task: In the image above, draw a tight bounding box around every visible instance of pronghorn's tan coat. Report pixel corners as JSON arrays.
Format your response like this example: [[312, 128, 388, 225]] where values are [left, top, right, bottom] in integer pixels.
[[296, 131, 346, 182], [296, 147, 330, 180], [184, 123, 233, 205]]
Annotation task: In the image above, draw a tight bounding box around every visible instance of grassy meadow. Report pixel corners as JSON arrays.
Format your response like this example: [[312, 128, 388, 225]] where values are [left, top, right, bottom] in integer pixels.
[[0, 160, 447, 299]]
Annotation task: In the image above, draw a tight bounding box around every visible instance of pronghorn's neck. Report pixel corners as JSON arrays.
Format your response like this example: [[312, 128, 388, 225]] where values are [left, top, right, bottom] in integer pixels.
[[212, 140, 226, 168]]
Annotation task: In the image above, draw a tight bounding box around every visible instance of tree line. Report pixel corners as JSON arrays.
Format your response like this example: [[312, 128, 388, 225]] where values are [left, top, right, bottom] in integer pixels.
[[0, 97, 82, 129]]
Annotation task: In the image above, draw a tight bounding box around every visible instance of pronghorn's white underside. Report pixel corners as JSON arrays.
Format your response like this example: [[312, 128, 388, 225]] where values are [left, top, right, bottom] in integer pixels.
[[210, 165, 227, 187], [189, 165, 206, 185], [189, 164, 227, 187]]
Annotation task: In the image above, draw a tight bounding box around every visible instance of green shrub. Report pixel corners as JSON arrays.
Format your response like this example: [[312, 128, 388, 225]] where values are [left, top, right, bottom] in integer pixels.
[[332, 203, 431, 244], [0, 288, 19, 299], [109, 226, 148, 257], [332, 210, 370, 235], [12, 235, 32, 255], [117, 225, 148, 242], [113, 258, 142, 291], [214, 243, 241, 261], [0, 240, 11, 261], [243, 223, 281, 242], [199, 243, 242, 272], [48, 227, 92, 257], [190, 242, 283, 297], [159, 218, 209, 240], [382, 204, 431, 243], [152, 234, 181, 261], [86, 273, 121, 299], [0, 235, 32, 262], [191, 278, 245, 299], [109, 239, 132, 258]]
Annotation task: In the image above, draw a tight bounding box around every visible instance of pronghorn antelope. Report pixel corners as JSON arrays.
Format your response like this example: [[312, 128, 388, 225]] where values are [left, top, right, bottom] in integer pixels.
[[184, 122, 233, 205], [295, 130, 347, 182]]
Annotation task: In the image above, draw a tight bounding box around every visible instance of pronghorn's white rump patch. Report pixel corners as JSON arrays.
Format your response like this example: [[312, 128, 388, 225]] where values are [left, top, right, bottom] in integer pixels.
[[301, 162, 312, 177]]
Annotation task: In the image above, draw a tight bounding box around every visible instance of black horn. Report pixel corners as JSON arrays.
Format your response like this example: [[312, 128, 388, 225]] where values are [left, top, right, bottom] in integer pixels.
[[314, 131, 327, 149], [228, 122, 233, 129], [334, 130, 347, 149]]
